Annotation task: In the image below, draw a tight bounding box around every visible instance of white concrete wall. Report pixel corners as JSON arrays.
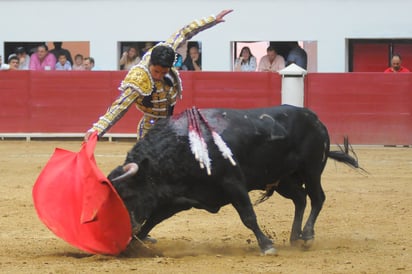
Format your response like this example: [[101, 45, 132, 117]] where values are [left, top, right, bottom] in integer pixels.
[[1, 0, 412, 72]]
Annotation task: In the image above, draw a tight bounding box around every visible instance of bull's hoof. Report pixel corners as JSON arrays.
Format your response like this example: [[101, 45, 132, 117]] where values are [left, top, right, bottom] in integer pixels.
[[301, 230, 314, 241], [290, 238, 314, 250], [302, 238, 314, 249], [261, 246, 277, 256], [290, 239, 305, 248], [142, 235, 157, 244]]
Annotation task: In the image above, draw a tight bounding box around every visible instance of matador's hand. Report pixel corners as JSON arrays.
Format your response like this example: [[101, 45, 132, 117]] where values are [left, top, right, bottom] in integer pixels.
[[84, 131, 93, 142], [216, 9, 233, 23]]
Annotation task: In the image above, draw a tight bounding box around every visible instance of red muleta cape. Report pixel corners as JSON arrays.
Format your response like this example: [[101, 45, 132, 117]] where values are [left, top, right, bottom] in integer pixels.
[[32, 132, 132, 255]]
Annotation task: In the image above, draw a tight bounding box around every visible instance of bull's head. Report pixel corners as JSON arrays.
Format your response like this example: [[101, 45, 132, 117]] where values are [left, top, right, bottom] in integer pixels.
[[108, 162, 147, 236]]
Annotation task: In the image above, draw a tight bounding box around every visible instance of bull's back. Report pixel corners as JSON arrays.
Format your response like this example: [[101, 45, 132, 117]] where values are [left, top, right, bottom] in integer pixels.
[[147, 105, 329, 179], [204, 105, 329, 149], [202, 105, 330, 186]]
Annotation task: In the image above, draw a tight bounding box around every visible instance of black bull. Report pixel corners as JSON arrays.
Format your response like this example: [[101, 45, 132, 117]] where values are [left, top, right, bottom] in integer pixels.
[[108, 105, 359, 255]]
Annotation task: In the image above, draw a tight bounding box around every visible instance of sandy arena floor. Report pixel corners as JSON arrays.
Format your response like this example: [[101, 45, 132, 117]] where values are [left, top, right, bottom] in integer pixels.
[[0, 140, 411, 273]]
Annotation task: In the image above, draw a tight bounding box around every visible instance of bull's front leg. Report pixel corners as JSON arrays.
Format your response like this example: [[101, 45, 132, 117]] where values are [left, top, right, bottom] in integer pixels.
[[238, 204, 276, 255], [137, 201, 193, 240], [223, 182, 276, 255]]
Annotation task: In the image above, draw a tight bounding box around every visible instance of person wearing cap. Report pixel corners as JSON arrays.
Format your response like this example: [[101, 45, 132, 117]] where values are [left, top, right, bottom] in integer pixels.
[[15, 47, 30, 70], [84, 9, 233, 141], [0, 55, 20, 70]]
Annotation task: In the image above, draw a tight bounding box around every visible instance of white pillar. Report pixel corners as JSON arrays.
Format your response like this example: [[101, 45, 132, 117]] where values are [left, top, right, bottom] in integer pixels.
[[278, 64, 307, 107]]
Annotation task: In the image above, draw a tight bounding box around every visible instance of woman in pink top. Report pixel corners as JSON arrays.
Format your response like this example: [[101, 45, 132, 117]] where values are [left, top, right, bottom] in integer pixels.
[[29, 44, 57, 70]]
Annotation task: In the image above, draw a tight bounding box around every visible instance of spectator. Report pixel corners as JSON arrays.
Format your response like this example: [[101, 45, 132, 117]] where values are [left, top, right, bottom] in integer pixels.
[[83, 57, 95, 70], [84, 9, 233, 142], [258, 46, 285, 72], [234, 46, 257, 71], [55, 53, 72, 70], [182, 44, 202, 71], [15, 47, 30, 70], [72, 54, 85, 70], [140, 42, 154, 58], [29, 44, 57, 70], [49, 42, 73, 65], [176, 41, 188, 62], [384, 54, 410, 73], [286, 42, 307, 69], [0, 55, 20, 70], [119, 46, 141, 70]]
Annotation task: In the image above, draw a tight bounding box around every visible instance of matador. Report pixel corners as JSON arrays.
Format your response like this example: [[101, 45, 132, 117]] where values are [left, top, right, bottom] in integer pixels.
[[85, 10, 233, 141]]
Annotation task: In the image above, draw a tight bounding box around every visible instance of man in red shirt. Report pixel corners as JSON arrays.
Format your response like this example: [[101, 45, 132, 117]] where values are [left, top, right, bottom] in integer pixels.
[[384, 54, 410, 72]]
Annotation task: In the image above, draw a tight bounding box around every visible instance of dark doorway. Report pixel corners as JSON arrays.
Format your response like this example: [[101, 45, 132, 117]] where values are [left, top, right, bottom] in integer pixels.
[[4, 42, 45, 59]]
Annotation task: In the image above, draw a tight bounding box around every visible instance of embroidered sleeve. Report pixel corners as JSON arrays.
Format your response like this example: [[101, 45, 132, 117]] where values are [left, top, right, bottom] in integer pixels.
[[89, 87, 140, 137], [140, 15, 217, 66], [165, 15, 217, 50]]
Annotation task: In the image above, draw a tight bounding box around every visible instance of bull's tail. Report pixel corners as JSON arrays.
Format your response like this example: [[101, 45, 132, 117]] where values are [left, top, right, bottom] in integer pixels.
[[328, 137, 366, 172]]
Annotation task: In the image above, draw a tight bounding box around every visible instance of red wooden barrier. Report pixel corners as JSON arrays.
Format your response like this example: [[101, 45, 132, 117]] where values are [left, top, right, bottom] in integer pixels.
[[176, 72, 281, 112], [1, 71, 31, 132], [0, 71, 281, 134], [0, 70, 411, 145], [306, 73, 412, 145]]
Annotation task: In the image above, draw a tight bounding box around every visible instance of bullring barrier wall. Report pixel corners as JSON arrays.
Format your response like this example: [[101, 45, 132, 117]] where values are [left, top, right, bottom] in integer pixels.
[[0, 71, 411, 145]]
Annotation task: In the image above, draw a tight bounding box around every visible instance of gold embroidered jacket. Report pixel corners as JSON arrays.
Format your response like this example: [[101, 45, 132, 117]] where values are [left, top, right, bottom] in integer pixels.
[[89, 15, 217, 138]]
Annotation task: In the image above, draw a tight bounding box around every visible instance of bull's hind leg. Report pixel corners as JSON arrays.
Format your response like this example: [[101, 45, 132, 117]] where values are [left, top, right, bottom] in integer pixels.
[[302, 174, 325, 246], [276, 181, 307, 244], [223, 179, 276, 255]]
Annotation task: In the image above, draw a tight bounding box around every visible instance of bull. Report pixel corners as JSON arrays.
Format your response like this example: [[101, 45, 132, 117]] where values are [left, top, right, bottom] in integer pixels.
[[108, 105, 360, 255]]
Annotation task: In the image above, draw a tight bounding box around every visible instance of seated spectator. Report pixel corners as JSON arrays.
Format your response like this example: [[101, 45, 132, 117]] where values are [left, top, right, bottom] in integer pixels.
[[55, 53, 72, 70], [119, 46, 141, 70], [182, 45, 202, 71], [140, 42, 154, 58], [176, 41, 188, 63], [15, 47, 30, 70], [72, 54, 85, 70], [258, 46, 285, 72], [49, 42, 73, 65], [0, 55, 20, 70], [286, 42, 307, 69], [234, 46, 257, 71], [83, 57, 95, 70], [384, 54, 410, 73], [29, 44, 57, 70]]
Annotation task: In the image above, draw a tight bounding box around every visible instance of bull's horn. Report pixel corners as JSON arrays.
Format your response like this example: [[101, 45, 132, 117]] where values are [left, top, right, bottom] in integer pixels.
[[111, 162, 139, 182]]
